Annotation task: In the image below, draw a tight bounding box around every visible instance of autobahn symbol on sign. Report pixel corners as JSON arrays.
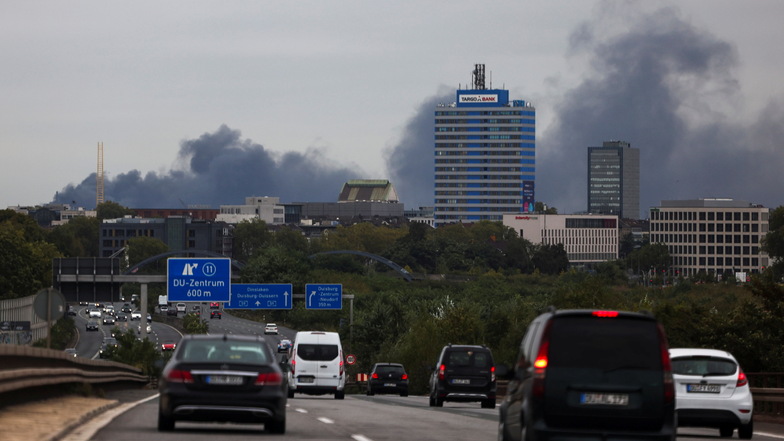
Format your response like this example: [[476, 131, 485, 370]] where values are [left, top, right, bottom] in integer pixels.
[[305, 284, 343, 310], [226, 284, 293, 310]]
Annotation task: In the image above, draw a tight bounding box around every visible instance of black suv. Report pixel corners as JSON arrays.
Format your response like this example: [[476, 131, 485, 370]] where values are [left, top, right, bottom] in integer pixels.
[[498, 308, 676, 441], [429, 344, 497, 408]]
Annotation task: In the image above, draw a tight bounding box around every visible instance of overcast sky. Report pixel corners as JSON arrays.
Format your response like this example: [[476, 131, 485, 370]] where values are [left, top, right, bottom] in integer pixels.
[[2, 1, 783, 218]]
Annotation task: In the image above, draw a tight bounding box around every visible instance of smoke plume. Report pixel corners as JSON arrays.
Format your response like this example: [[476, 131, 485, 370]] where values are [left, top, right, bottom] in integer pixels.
[[52, 125, 362, 208]]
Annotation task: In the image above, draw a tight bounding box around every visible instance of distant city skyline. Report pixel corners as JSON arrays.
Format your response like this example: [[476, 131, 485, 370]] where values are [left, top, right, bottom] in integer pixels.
[[3, 1, 783, 217]]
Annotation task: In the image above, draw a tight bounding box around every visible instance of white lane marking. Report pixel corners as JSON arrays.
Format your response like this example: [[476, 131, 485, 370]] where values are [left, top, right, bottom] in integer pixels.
[[61, 393, 159, 441], [352, 435, 374, 441], [317, 417, 334, 424], [295, 408, 308, 413]]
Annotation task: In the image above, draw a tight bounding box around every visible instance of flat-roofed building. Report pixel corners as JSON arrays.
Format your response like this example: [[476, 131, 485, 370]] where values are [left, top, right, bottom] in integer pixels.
[[649, 198, 769, 278], [503, 213, 619, 267]]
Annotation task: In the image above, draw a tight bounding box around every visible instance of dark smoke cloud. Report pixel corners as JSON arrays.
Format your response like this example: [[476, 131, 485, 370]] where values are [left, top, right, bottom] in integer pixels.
[[385, 92, 451, 209], [384, 6, 784, 217], [52, 125, 363, 208]]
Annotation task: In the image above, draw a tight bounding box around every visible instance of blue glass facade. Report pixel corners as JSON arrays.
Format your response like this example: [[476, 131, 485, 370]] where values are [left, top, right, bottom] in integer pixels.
[[434, 89, 536, 226]]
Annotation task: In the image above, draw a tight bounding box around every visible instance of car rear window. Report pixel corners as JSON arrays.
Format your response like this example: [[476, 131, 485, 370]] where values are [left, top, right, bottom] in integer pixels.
[[181, 341, 270, 363], [671, 356, 736, 376], [297, 344, 339, 361], [548, 316, 661, 370], [446, 349, 492, 368], [376, 365, 404, 374]]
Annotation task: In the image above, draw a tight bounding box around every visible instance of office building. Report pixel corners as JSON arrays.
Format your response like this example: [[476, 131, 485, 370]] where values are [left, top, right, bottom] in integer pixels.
[[503, 213, 619, 267], [99, 216, 233, 258], [217, 196, 285, 225], [587, 141, 640, 219], [649, 198, 770, 278], [434, 64, 536, 226]]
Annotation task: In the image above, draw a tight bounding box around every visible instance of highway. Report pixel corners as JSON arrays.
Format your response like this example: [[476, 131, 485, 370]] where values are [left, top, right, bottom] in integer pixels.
[[62, 304, 784, 441]]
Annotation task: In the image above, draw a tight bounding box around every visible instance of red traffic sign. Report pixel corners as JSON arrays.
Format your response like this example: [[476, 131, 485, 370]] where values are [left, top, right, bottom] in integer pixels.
[[346, 354, 357, 365]]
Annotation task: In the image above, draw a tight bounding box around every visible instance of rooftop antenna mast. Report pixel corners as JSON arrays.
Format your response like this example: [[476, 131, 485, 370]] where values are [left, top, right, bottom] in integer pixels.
[[472, 63, 486, 90], [96, 142, 105, 207]]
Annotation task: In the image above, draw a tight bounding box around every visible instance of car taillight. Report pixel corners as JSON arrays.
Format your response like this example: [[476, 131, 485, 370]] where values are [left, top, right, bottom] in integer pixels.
[[438, 364, 446, 381], [490, 365, 496, 382], [737, 369, 748, 387], [401, 373, 408, 380], [532, 320, 552, 398], [592, 310, 619, 318], [290, 349, 296, 374], [371, 372, 379, 379], [167, 369, 194, 383], [339, 350, 344, 376], [255, 372, 283, 386], [657, 323, 675, 404]]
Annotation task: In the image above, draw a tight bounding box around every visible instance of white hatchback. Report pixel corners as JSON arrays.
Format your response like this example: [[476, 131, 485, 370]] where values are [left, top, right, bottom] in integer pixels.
[[670, 348, 753, 439]]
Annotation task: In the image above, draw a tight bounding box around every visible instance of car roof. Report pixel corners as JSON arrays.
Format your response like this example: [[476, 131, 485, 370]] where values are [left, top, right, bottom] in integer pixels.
[[373, 362, 404, 367], [181, 334, 268, 343], [669, 348, 737, 360]]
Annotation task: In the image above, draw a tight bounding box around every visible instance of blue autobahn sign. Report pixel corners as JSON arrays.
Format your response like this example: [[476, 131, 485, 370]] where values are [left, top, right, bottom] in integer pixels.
[[227, 284, 293, 310], [305, 284, 343, 310], [167, 258, 231, 302]]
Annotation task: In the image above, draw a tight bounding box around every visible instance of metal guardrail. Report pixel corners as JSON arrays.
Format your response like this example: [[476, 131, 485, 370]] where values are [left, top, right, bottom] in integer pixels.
[[749, 373, 784, 421], [0, 345, 148, 394]]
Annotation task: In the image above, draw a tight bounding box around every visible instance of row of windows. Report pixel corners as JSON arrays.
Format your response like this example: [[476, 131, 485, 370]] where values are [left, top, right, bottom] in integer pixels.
[[435, 135, 535, 140], [435, 118, 535, 124], [435, 206, 523, 212], [436, 191, 522, 196], [436, 182, 524, 188], [435, 142, 535, 149], [651, 210, 763, 222], [435, 159, 526, 165], [652, 223, 760, 233], [436, 174, 531, 180], [436, 167, 525, 172], [102, 229, 156, 237], [566, 252, 618, 261], [436, 127, 535, 132], [651, 233, 760, 244], [436, 199, 522, 204], [436, 151, 525, 156]]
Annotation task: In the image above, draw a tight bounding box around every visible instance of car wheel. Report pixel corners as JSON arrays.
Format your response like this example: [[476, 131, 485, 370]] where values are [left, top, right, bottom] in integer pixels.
[[287, 388, 295, 398], [158, 412, 175, 431], [335, 390, 345, 400], [267, 417, 286, 434], [738, 421, 753, 440], [482, 399, 496, 409], [719, 426, 734, 438], [400, 392, 408, 397], [367, 389, 374, 396], [435, 396, 444, 407]]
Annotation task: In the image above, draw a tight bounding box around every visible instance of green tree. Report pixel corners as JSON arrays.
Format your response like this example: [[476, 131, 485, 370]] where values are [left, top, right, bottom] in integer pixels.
[[48, 216, 100, 257], [0, 224, 61, 300], [241, 247, 312, 292], [534, 202, 558, 214], [762, 205, 784, 280], [273, 226, 310, 254], [96, 200, 134, 220], [232, 219, 272, 262], [183, 313, 209, 334], [532, 243, 569, 275], [127, 236, 169, 268]]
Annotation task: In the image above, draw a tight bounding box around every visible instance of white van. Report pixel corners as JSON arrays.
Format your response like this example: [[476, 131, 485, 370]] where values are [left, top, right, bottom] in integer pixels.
[[288, 331, 345, 399]]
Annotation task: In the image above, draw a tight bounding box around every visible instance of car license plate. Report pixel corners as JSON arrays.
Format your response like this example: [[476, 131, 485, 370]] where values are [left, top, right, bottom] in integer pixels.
[[298, 376, 315, 384], [384, 383, 396, 387], [451, 378, 470, 385], [687, 383, 721, 393], [580, 392, 629, 406], [206, 375, 243, 385]]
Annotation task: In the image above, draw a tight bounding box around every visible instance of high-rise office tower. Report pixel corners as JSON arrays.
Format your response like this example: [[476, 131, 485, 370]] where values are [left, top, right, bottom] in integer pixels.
[[434, 64, 536, 226], [587, 140, 640, 219]]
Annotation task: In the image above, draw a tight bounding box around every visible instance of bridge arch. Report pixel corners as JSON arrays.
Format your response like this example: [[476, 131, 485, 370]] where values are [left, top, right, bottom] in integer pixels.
[[309, 250, 412, 282]]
